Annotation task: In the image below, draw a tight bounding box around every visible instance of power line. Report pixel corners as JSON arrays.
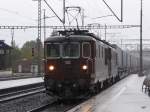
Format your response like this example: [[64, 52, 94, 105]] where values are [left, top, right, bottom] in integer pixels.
[[0, 25, 140, 30], [102, 0, 123, 22], [0, 8, 36, 22]]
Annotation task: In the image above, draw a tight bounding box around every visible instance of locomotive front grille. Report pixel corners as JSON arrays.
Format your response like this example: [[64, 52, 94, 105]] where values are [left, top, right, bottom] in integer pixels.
[[62, 60, 79, 79], [63, 65, 77, 79]]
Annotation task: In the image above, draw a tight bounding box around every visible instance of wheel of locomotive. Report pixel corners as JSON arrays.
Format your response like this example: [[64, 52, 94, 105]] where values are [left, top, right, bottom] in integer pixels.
[[103, 79, 108, 89], [96, 81, 101, 93], [97, 81, 102, 92]]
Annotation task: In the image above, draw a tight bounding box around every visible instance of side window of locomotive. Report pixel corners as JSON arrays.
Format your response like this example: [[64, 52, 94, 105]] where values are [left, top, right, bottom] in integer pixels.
[[46, 44, 60, 57], [105, 48, 108, 65], [62, 43, 80, 58], [99, 45, 101, 58], [116, 53, 118, 65], [102, 47, 103, 58], [82, 42, 91, 58]]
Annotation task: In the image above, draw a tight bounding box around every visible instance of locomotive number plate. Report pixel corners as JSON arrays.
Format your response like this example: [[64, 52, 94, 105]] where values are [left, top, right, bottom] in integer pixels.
[[64, 61, 71, 64]]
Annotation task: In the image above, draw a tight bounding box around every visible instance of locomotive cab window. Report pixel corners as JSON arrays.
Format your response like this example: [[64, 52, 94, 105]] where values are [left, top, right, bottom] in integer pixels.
[[62, 43, 80, 58], [82, 42, 91, 58], [46, 43, 60, 58]]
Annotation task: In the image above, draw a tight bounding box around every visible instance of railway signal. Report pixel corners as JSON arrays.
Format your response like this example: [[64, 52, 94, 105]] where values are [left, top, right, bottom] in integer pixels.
[[32, 48, 34, 57]]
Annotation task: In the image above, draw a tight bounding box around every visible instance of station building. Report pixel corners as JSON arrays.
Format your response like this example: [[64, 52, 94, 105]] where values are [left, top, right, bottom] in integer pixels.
[[0, 40, 11, 70], [14, 58, 44, 74]]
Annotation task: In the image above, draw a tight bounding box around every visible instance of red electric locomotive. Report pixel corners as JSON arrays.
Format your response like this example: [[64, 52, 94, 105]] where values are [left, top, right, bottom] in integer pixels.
[[44, 30, 119, 99]]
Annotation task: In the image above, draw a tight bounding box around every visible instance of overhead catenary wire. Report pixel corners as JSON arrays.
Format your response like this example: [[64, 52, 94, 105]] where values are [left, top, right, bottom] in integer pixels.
[[0, 8, 36, 22], [102, 0, 123, 22], [43, 0, 63, 23]]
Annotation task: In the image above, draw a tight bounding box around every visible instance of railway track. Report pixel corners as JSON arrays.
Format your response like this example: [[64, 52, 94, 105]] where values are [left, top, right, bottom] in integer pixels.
[[27, 99, 84, 112], [0, 82, 45, 103], [26, 75, 124, 112]]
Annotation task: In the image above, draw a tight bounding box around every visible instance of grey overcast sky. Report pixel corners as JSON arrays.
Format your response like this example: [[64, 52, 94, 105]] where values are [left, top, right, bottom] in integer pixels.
[[0, 0, 149, 47]]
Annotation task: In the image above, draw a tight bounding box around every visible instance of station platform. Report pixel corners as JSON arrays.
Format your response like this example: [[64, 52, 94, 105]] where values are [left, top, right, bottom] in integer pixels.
[[0, 71, 42, 77], [0, 77, 44, 90], [0, 71, 12, 77], [68, 74, 150, 112]]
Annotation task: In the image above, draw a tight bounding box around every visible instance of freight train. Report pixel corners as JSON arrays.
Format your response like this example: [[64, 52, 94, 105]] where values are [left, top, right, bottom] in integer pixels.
[[44, 29, 150, 99]]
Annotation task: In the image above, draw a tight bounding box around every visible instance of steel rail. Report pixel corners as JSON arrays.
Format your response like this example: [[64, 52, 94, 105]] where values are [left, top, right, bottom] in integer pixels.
[[28, 99, 86, 112], [27, 103, 53, 112], [0, 83, 45, 103]]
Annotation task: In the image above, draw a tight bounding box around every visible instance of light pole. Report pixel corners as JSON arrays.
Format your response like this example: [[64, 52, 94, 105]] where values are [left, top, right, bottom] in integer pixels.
[[33, 0, 42, 76], [63, 0, 65, 25], [11, 28, 14, 76], [139, 0, 143, 76], [42, 10, 56, 42], [43, 9, 46, 42]]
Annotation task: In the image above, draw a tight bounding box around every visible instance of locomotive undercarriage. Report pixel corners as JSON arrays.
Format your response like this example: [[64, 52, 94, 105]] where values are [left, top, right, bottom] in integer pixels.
[[44, 74, 122, 99], [91, 74, 121, 94], [44, 78, 90, 99]]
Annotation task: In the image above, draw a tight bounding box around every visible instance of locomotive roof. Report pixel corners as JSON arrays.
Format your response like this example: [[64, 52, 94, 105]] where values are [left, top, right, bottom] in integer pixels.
[[45, 35, 96, 42], [45, 30, 114, 48]]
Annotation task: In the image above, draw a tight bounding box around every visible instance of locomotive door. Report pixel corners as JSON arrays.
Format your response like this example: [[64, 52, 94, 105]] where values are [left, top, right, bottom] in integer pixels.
[[105, 48, 111, 76], [107, 48, 111, 76]]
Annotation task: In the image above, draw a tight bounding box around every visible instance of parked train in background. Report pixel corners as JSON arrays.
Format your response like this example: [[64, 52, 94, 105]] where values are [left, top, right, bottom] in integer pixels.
[[44, 30, 150, 99]]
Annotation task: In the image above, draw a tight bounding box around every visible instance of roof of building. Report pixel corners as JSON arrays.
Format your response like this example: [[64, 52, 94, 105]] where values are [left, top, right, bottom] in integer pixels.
[[0, 40, 11, 49]]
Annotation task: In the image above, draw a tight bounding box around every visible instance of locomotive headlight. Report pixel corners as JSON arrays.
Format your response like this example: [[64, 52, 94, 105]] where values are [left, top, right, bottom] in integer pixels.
[[82, 65, 88, 70], [48, 65, 55, 71]]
